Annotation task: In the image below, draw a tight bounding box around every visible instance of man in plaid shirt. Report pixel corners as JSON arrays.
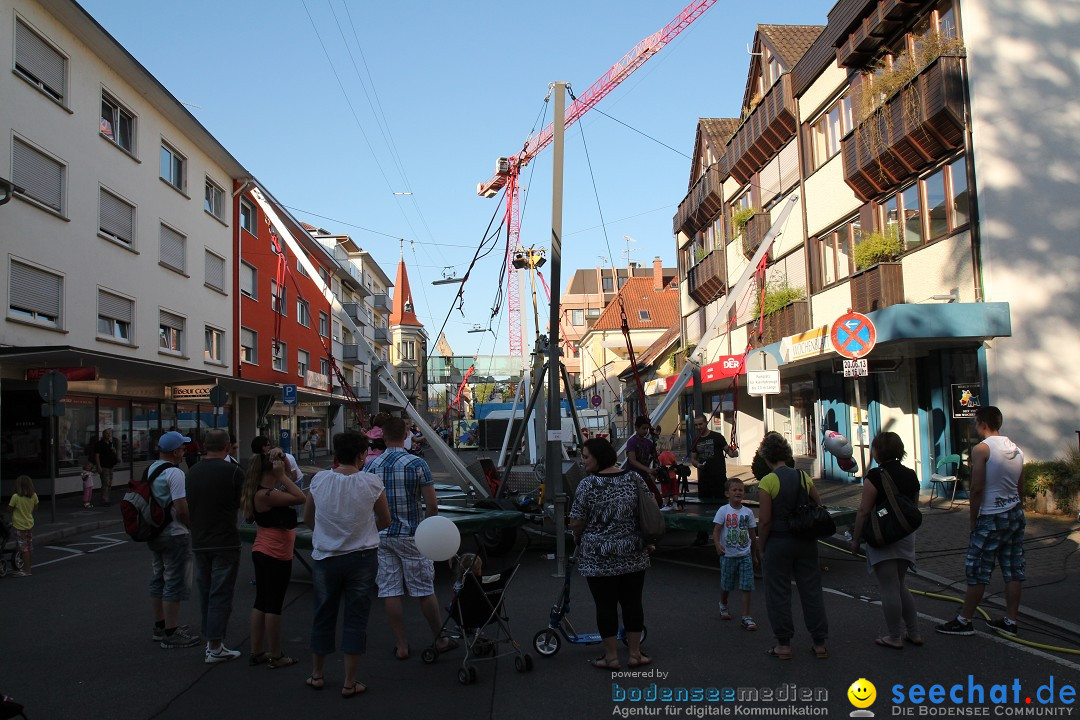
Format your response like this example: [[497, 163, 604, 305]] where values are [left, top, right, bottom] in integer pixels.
[[366, 417, 454, 660]]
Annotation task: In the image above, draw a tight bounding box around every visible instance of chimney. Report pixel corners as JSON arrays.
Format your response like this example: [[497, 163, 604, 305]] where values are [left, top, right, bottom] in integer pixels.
[[653, 256, 663, 291]]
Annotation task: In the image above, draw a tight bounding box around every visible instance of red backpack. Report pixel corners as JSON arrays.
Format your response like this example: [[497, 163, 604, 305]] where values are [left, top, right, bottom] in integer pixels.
[[120, 462, 177, 542]]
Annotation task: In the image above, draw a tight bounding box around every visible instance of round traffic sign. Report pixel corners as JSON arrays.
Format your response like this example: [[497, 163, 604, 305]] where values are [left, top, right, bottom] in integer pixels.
[[830, 312, 877, 359], [590, 394, 602, 408], [37, 370, 68, 403], [209, 385, 228, 407]]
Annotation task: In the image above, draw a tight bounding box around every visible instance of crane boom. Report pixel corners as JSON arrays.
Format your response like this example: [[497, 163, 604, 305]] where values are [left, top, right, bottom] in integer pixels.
[[476, 0, 718, 198]]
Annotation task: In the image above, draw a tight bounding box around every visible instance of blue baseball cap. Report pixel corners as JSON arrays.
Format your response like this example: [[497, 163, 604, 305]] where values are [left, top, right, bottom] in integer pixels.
[[158, 431, 191, 453]]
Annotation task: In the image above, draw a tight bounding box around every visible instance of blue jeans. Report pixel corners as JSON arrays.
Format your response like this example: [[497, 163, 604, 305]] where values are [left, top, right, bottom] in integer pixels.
[[149, 533, 193, 602], [311, 548, 378, 656], [194, 549, 240, 643]]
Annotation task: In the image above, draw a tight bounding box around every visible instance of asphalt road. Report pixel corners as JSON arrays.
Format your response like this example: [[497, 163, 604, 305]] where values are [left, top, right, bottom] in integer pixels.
[[3, 517, 1079, 719]]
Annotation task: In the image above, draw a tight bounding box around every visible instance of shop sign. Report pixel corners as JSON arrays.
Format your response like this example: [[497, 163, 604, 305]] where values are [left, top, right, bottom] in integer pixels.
[[172, 384, 215, 402], [26, 366, 97, 382], [951, 383, 981, 418], [666, 355, 743, 393], [780, 327, 832, 363]]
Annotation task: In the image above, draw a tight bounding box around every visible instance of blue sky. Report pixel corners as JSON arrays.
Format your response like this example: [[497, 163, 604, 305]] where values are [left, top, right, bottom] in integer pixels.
[[79, 0, 831, 355]]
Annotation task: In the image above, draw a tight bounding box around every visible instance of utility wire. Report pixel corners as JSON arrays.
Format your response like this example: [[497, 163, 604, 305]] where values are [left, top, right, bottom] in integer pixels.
[[591, 107, 691, 159], [281, 205, 478, 249]]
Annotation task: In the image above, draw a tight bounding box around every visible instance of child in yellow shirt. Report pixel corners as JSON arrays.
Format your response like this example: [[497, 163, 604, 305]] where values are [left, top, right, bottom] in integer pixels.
[[7, 475, 39, 576]]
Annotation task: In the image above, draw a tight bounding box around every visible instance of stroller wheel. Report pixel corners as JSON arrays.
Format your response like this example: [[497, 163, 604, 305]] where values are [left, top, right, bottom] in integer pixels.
[[421, 647, 438, 664], [514, 655, 526, 673], [457, 667, 470, 685], [533, 630, 561, 656]]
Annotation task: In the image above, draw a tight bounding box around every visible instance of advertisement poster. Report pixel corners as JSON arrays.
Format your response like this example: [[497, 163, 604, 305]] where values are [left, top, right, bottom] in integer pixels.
[[952, 383, 982, 418], [454, 419, 478, 449]]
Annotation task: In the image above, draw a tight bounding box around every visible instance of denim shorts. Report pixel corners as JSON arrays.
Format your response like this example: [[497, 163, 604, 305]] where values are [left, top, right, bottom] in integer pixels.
[[149, 533, 193, 602], [719, 554, 755, 592], [377, 536, 435, 598], [965, 506, 1026, 585]]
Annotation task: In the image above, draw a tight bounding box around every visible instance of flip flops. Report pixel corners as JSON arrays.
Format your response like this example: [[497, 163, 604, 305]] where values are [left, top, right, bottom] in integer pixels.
[[765, 647, 793, 660], [591, 656, 621, 670], [628, 654, 653, 668], [341, 682, 367, 699], [904, 633, 925, 646]]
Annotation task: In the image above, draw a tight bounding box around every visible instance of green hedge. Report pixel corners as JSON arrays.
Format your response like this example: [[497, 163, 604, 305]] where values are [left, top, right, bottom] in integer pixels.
[[1024, 450, 1080, 513]]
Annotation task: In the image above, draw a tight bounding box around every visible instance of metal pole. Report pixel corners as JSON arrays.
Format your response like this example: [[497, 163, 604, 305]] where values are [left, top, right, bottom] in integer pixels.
[[762, 395, 768, 433], [50, 415, 57, 523], [853, 377, 867, 477], [547, 82, 567, 576]]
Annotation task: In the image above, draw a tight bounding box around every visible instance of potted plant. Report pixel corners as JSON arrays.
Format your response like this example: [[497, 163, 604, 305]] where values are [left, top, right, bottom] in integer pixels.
[[750, 278, 808, 345], [853, 227, 903, 270], [694, 245, 709, 263], [732, 207, 756, 239]]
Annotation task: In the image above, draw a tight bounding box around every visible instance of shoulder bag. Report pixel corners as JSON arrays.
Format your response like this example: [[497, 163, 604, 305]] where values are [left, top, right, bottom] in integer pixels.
[[863, 468, 922, 548], [634, 472, 666, 543], [786, 468, 837, 539]]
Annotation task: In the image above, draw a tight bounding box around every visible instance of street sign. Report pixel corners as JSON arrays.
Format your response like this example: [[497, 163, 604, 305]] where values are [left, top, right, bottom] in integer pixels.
[[590, 394, 602, 408], [843, 359, 869, 377], [37, 370, 68, 403], [830, 312, 877, 359], [282, 384, 298, 406], [745, 349, 779, 373], [279, 429, 291, 454], [209, 386, 228, 407], [747, 369, 781, 396]]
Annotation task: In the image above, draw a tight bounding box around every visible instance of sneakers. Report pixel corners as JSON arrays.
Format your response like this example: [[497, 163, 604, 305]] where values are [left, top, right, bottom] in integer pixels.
[[935, 617, 974, 636], [741, 616, 758, 631], [152, 624, 190, 642], [160, 627, 200, 649], [205, 644, 242, 663], [660, 504, 674, 512], [986, 617, 1019, 636], [719, 605, 733, 621]]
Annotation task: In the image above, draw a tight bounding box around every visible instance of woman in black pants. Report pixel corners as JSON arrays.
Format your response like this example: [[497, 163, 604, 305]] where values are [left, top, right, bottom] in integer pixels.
[[242, 449, 305, 667], [569, 437, 653, 670], [757, 433, 829, 660]]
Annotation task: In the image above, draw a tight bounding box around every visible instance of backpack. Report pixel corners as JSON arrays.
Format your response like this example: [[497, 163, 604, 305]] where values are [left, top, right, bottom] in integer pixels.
[[120, 462, 177, 542]]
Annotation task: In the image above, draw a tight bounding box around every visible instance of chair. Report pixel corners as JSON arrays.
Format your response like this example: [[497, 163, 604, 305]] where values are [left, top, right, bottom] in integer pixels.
[[929, 454, 962, 508]]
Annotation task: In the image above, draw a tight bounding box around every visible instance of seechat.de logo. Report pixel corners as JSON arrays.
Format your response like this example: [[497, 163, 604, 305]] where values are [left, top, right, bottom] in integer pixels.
[[849, 678, 877, 718]]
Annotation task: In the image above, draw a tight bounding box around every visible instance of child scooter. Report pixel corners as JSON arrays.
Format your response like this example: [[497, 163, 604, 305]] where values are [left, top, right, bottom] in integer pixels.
[[532, 548, 647, 657]]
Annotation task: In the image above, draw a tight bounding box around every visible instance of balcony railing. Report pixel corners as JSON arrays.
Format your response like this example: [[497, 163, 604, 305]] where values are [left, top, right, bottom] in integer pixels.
[[342, 344, 368, 364], [673, 164, 725, 236], [835, 0, 923, 68], [687, 249, 727, 306], [727, 74, 798, 186], [329, 246, 370, 294], [374, 327, 389, 343], [751, 300, 811, 347], [342, 302, 368, 325], [740, 212, 774, 262], [850, 261, 905, 313], [305, 370, 330, 391], [841, 54, 965, 201], [372, 293, 391, 311]]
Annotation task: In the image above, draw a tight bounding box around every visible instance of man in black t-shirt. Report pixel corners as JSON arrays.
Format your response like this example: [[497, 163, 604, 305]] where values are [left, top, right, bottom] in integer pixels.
[[92, 429, 119, 506], [185, 428, 245, 662], [691, 415, 737, 501]]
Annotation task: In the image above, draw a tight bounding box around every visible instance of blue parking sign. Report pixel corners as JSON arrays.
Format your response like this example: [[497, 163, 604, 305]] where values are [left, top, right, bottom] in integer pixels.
[[282, 384, 297, 406]]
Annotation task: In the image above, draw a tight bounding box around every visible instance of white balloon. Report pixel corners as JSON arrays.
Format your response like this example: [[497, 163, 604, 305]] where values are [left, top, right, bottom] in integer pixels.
[[414, 515, 461, 561]]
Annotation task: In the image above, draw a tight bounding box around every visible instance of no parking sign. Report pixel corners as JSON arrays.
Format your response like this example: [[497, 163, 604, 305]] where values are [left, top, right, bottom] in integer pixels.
[[830, 312, 877, 359]]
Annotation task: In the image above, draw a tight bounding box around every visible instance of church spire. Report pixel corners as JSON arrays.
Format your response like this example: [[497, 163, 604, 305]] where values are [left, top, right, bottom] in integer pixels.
[[390, 257, 422, 327]]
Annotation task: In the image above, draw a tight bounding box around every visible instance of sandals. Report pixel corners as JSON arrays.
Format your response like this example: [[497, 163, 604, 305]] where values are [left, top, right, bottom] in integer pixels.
[[875, 637, 904, 650], [305, 675, 325, 691], [628, 653, 652, 668], [591, 656, 621, 670], [765, 647, 793, 660], [268, 654, 298, 668], [811, 645, 830, 659], [249, 651, 269, 666], [904, 633, 925, 646], [393, 645, 410, 661], [341, 682, 367, 699]]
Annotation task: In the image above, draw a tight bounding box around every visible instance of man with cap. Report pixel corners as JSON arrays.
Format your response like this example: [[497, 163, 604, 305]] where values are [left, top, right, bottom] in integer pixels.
[[150, 431, 199, 649]]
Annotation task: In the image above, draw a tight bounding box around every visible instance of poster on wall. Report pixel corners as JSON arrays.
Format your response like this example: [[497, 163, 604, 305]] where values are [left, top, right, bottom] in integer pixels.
[[454, 420, 479, 449], [951, 383, 982, 418]]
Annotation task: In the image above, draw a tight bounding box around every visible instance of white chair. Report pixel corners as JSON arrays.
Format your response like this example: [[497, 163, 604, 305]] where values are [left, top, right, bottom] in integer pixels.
[[929, 454, 962, 508]]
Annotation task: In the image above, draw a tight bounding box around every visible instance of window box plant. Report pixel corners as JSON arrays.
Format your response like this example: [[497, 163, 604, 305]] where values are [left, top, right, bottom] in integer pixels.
[[751, 279, 808, 345], [851, 228, 904, 313]]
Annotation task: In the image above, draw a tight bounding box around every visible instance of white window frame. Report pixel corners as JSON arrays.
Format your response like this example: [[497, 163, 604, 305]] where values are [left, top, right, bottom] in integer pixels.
[[159, 140, 186, 191], [297, 298, 310, 327], [100, 89, 136, 154], [240, 261, 257, 299], [204, 177, 225, 221], [204, 250, 226, 293], [319, 358, 330, 377], [8, 259, 62, 329], [14, 17, 67, 105], [297, 349, 309, 377], [271, 279, 286, 315], [12, 135, 65, 215], [97, 289, 133, 344], [159, 222, 187, 274], [159, 310, 185, 355], [240, 197, 257, 235], [98, 186, 135, 247], [272, 341, 287, 372], [240, 327, 258, 365], [204, 325, 224, 364], [318, 311, 329, 337]]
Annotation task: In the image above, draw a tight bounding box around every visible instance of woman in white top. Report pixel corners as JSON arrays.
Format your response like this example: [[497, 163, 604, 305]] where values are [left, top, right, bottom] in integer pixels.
[[303, 432, 390, 698]]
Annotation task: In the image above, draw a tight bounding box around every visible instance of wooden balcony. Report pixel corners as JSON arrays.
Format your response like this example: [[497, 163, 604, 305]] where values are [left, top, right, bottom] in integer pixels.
[[673, 164, 725, 236], [842, 54, 965, 201], [740, 212, 774, 262], [850, 262, 904, 313], [835, 0, 921, 68], [687, 249, 727, 306], [751, 300, 811, 347], [728, 75, 798, 186]]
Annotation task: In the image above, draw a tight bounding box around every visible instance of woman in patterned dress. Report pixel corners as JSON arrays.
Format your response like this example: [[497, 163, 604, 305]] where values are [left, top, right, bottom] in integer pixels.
[[569, 437, 653, 670]]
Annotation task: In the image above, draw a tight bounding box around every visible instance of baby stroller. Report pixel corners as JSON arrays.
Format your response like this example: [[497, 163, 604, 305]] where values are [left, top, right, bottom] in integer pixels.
[[0, 517, 25, 578], [422, 554, 533, 685]]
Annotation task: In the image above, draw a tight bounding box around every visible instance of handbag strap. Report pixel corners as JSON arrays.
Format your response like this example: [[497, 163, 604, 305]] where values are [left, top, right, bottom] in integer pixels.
[[877, 467, 915, 534]]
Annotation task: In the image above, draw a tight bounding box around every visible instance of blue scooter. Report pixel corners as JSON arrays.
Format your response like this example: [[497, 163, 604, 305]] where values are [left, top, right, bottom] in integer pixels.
[[532, 549, 647, 657]]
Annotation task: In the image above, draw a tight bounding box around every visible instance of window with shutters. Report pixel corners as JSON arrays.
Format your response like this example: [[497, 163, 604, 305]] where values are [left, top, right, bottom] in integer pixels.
[[8, 260, 62, 328], [159, 141, 185, 191], [271, 280, 286, 315], [204, 250, 226, 293], [204, 177, 225, 220], [240, 261, 257, 298], [14, 19, 66, 104], [97, 290, 133, 343], [297, 349, 309, 377], [159, 224, 186, 274], [318, 311, 329, 337], [297, 298, 310, 327], [12, 137, 64, 214], [204, 326, 224, 364], [241, 327, 257, 364], [320, 358, 330, 376], [240, 198, 257, 235], [100, 91, 135, 154], [159, 310, 184, 354], [99, 188, 135, 246], [272, 341, 287, 372]]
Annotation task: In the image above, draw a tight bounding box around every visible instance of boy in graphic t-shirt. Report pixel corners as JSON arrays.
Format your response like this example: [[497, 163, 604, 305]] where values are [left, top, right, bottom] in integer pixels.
[[711, 478, 760, 630]]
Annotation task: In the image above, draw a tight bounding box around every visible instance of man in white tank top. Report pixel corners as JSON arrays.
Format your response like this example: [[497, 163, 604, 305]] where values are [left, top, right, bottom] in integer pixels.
[[936, 406, 1026, 638]]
